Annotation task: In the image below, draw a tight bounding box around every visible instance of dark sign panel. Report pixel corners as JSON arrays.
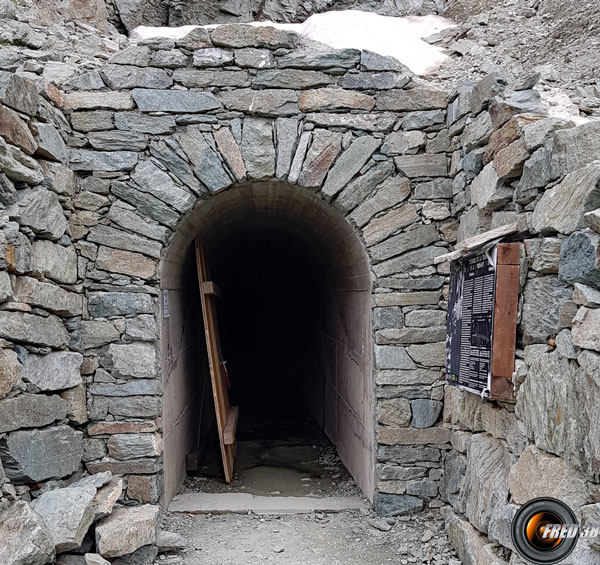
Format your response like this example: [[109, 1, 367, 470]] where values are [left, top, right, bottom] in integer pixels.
[[446, 249, 496, 395]]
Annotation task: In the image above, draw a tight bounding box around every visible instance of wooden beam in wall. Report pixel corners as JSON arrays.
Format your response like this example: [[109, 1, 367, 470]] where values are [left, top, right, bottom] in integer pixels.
[[490, 242, 520, 402]]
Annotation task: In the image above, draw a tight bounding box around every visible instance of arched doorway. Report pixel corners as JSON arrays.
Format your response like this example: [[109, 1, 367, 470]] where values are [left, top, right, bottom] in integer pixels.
[[161, 181, 374, 504]]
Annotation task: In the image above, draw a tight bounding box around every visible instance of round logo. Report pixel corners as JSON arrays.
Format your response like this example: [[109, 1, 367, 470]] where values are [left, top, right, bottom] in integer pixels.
[[512, 497, 579, 564]]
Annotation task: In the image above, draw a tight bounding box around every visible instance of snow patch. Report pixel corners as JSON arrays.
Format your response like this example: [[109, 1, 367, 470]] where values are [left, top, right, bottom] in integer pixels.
[[131, 10, 455, 75]]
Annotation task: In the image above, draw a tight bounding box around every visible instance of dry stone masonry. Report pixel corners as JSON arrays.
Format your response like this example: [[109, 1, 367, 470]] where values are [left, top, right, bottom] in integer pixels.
[[0, 18, 456, 563], [440, 74, 600, 564], [0, 4, 599, 564]]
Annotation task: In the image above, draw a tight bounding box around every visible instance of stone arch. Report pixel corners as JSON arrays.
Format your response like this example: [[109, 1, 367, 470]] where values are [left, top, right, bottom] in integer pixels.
[[160, 176, 376, 503], [6, 23, 454, 520]]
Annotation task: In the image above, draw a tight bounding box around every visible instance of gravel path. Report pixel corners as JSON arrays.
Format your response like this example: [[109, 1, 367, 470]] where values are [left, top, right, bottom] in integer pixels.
[[158, 508, 460, 565]]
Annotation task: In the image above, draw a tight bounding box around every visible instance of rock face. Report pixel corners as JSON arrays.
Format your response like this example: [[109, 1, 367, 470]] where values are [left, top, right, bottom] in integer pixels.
[[508, 446, 590, 511], [516, 350, 600, 479], [96, 504, 159, 558], [0, 501, 55, 565], [532, 161, 600, 234]]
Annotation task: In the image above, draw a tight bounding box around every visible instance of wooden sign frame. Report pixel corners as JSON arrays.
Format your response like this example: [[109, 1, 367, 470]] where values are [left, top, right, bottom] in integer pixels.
[[446, 242, 519, 402]]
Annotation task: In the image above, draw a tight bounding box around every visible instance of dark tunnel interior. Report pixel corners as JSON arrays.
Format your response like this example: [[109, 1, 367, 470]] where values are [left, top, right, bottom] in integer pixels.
[[162, 182, 374, 502]]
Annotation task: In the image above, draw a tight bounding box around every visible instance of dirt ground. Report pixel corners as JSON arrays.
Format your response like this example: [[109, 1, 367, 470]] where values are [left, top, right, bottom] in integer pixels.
[[160, 509, 460, 565], [163, 415, 457, 565]]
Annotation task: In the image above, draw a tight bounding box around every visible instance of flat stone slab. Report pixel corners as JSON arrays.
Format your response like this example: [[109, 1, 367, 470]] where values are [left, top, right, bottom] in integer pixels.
[[169, 493, 369, 515]]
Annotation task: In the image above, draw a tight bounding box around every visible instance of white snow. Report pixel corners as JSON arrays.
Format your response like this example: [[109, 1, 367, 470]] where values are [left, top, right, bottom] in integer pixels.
[[131, 10, 455, 75]]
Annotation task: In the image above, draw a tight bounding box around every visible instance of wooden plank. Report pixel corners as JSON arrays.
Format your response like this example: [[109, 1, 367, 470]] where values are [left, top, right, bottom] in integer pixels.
[[202, 281, 223, 298], [223, 406, 239, 446], [434, 223, 519, 264], [195, 239, 236, 483], [491, 243, 520, 402], [496, 242, 520, 265]]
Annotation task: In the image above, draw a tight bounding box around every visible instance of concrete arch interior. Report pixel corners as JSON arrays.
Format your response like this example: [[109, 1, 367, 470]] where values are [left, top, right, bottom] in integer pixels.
[[161, 181, 374, 504]]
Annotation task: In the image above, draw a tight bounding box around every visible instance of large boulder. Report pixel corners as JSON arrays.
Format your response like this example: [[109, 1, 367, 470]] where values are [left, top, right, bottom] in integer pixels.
[[550, 122, 600, 179], [470, 162, 513, 211], [0, 501, 55, 565], [442, 507, 508, 565], [509, 445, 591, 513], [32, 485, 97, 552], [463, 434, 511, 534], [0, 71, 39, 116], [95, 504, 159, 558]]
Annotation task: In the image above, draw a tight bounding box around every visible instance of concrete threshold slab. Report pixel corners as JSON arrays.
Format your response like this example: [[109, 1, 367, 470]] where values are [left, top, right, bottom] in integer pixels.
[[168, 493, 370, 515]]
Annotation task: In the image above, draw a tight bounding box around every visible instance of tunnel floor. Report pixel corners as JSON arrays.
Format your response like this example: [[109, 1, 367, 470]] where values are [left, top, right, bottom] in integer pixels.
[[180, 405, 360, 498]]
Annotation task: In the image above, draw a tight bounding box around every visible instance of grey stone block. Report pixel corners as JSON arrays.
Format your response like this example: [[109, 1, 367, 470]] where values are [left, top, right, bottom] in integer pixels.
[[32, 485, 97, 552], [559, 230, 600, 289], [374, 493, 424, 516], [88, 292, 153, 318], [0, 393, 67, 433], [132, 89, 221, 113], [0, 425, 83, 482], [410, 399, 443, 428]]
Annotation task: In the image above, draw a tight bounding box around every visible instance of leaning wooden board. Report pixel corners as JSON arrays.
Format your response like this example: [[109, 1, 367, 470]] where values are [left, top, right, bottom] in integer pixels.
[[195, 239, 237, 483]]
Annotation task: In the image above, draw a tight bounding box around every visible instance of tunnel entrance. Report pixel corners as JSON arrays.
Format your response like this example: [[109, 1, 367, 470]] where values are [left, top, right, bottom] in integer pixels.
[[161, 182, 374, 504]]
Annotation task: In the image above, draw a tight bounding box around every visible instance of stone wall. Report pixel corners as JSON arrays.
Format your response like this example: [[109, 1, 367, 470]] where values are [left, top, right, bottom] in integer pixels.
[[1, 7, 599, 563], [439, 73, 600, 564], [0, 19, 461, 562]]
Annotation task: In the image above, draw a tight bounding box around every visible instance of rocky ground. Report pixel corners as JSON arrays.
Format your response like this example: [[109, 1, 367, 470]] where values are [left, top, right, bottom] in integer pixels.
[[160, 508, 460, 565], [428, 0, 600, 102]]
